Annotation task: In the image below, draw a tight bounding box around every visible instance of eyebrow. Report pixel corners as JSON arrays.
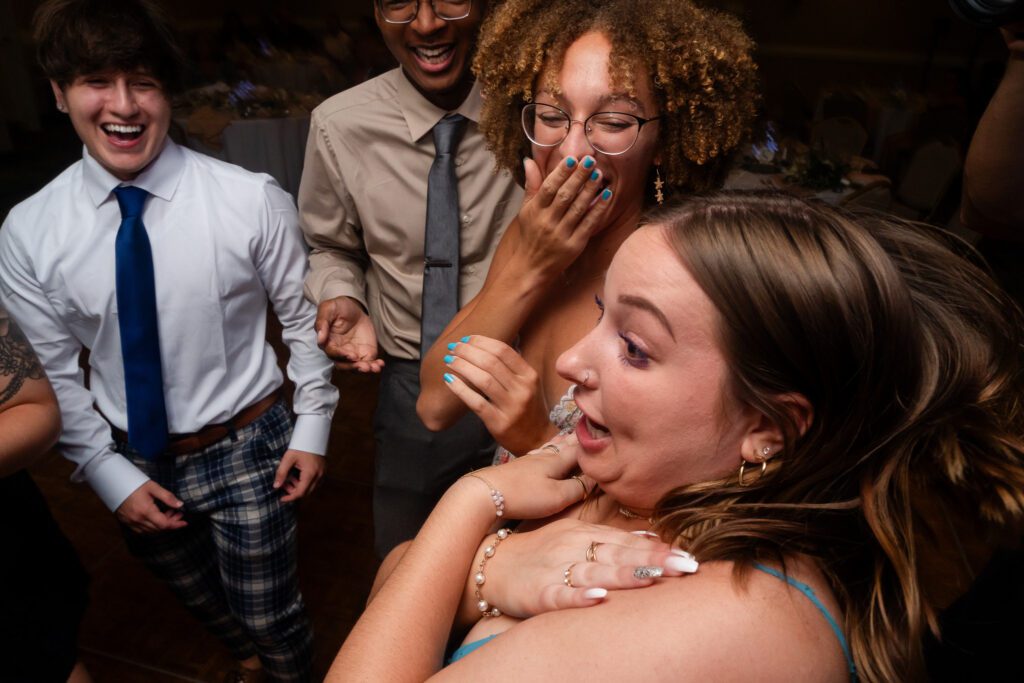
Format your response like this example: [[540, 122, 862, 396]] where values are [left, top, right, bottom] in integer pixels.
[[618, 294, 675, 341], [540, 91, 645, 114]]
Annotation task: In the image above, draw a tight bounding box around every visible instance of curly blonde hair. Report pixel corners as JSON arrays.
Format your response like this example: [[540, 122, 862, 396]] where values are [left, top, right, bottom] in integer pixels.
[[473, 0, 759, 197]]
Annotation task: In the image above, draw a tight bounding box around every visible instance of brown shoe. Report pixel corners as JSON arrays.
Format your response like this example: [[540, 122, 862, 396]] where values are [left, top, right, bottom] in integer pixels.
[[223, 666, 265, 683]]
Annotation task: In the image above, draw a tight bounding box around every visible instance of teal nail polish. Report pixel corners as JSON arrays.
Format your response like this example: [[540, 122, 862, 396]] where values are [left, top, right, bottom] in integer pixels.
[[444, 355, 454, 364], [590, 170, 599, 181], [460, 335, 471, 343], [443, 373, 455, 383], [447, 342, 457, 351], [601, 188, 613, 200], [583, 156, 595, 169], [565, 157, 576, 168]]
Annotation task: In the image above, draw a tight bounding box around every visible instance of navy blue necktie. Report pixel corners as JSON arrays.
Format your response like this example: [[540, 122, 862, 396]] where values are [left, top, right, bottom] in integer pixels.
[[114, 186, 168, 459], [421, 114, 468, 359]]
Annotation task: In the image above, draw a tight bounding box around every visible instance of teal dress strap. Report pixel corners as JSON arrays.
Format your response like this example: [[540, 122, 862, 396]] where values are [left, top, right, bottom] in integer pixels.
[[448, 633, 499, 664], [753, 562, 857, 682]]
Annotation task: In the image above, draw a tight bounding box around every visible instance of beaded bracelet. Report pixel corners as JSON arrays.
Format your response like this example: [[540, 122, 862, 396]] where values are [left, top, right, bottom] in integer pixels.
[[464, 473, 505, 517], [473, 528, 510, 618]]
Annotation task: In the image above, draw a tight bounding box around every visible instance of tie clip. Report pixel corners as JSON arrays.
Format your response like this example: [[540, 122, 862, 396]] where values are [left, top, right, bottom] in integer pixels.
[[424, 258, 453, 268]]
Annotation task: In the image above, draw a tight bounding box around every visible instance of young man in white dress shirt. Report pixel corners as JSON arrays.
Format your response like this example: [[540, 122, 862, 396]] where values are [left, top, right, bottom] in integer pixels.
[[0, 2, 338, 680]]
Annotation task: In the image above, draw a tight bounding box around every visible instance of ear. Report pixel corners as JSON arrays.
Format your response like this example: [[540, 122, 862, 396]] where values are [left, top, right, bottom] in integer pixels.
[[739, 393, 813, 463], [50, 80, 67, 113]]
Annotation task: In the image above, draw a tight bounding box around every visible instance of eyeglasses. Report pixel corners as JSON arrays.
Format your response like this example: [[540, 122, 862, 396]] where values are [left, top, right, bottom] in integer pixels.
[[376, 0, 473, 24], [521, 103, 662, 156]]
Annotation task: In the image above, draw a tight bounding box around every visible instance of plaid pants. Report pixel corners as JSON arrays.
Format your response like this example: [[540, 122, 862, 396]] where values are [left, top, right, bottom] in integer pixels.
[[118, 400, 312, 682]]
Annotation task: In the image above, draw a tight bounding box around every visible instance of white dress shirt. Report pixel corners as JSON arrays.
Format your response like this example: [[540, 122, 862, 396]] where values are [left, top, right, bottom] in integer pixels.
[[0, 140, 338, 511]]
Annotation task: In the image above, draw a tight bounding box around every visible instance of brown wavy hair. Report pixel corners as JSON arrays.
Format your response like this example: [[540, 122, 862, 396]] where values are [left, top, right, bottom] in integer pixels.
[[644, 192, 1024, 681], [34, 0, 185, 94], [473, 0, 759, 197]]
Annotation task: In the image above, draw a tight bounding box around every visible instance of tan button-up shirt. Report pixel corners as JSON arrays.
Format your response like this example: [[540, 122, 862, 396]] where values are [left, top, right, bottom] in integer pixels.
[[299, 68, 523, 360]]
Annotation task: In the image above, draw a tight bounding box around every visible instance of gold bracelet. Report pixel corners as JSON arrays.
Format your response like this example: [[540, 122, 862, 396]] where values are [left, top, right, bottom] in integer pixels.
[[464, 473, 505, 517], [473, 528, 510, 617]]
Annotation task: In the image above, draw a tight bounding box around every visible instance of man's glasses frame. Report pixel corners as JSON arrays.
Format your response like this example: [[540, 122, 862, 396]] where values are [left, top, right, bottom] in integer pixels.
[[376, 0, 474, 24]]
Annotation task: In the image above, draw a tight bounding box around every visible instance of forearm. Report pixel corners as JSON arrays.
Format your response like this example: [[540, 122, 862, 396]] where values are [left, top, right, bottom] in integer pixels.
[[0, 386, 60, 477], [962, 55, 1024, 238], [328, 477, 497, 681], [417, 254, 556, 430]]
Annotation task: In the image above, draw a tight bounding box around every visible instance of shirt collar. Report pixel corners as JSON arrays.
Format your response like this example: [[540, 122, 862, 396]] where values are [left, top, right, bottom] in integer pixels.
[[394, 68, 483, 144], [82, 138, 186, 207]]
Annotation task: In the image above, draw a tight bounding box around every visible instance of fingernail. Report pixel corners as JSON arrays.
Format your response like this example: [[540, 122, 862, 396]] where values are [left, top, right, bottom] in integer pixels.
[[447, 342, 457, 350], [671, 549, 695, 560], [443, 373, 455, 383], [601, 188, 613, 201], [273, 481, 281, 489], [583, 587, 608, 599], [565, 157, 576, 168], [633, 566, 664, 579], [665, 556, 699, 573], [443, 355, 454, 364], [589, 170, 599, 181], [630, 530, 659, 538], [582, 156, 595, 169], [460, 335, 471, 343]]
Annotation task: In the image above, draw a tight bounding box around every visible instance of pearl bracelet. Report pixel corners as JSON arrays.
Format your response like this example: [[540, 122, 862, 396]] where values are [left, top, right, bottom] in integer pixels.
[[473, 528, 510, 618], [463, 473, 505, 517]]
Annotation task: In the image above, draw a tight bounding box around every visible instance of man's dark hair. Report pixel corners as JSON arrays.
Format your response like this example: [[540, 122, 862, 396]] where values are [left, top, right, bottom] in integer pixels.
[[34, 0, 186, 94]]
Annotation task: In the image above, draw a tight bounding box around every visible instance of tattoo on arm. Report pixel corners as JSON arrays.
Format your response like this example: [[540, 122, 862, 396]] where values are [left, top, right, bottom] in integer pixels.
[[0, 306, 46, 408]]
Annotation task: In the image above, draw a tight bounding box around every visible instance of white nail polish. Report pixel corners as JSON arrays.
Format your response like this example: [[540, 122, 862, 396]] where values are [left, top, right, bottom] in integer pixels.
[[671, 548, 695, 560], [583, 587, 608, 599], [665, 556, 699, 573]]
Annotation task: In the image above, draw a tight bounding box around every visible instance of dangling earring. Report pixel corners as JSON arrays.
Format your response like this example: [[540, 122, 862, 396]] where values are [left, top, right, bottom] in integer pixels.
[[653, 167, 665, 205], [738, 460, 767, 486]]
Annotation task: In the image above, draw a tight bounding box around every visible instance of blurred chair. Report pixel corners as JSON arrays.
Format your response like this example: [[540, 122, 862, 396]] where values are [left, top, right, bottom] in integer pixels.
[[890, 140, 962, 222], [811, 117, 869, 162]]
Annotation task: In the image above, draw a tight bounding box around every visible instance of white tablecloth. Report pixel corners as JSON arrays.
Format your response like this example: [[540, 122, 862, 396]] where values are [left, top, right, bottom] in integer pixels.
[[183, 115, 310, 198]]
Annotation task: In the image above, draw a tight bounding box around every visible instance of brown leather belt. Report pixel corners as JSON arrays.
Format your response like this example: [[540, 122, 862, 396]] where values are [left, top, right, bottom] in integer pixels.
[[110, 389, 281, 456]]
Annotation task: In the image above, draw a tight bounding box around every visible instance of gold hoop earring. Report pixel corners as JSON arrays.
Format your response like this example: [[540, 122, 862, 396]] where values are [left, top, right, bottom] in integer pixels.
[[738, 460, 767, 487], [653, 168, 665, 205]]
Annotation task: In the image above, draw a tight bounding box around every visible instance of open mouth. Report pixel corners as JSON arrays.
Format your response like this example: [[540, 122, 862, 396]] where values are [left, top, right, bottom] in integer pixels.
[[584, 414, 611, 439], [102, 123, 145, 142], [411, 44, 455, 69]]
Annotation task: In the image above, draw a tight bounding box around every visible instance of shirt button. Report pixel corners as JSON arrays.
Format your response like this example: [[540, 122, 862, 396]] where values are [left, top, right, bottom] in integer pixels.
[[466, 266, 477, 275], [455, 157, 465, 167], [461, 214, 471, 225]]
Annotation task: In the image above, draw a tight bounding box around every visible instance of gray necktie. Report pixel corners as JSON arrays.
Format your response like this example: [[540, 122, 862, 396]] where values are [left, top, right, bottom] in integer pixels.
[[421, 113, 468, 358]]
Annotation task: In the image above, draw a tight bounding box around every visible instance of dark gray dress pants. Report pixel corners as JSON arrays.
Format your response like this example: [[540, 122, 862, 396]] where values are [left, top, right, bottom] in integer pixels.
[[372, 357, 495, 558]]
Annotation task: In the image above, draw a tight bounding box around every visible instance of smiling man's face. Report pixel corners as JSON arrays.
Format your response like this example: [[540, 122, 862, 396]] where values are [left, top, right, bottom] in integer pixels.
[[52, 69, 170, 180], [375, 0, 486, 110]]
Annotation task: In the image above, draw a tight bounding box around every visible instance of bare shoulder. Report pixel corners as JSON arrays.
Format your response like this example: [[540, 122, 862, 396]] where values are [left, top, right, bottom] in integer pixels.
[[436, 560, 849, 682]]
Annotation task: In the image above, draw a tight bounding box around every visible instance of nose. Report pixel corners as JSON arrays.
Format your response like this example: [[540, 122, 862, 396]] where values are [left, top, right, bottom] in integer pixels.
[[108, 79, 140, 118], [559, 120, 596, 161], [411, 0, 446, 35], [555, 331, 596, 388]]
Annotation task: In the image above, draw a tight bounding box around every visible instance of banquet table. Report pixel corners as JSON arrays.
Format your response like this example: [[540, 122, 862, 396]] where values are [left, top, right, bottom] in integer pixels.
[[723, 168, 890, 207], [181, 114, 310, 198]]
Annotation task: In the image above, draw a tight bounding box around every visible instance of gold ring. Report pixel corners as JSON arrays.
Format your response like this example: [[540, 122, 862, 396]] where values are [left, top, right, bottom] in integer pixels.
[[585, 541, 603, 563], [571, 475, 588, 500], [563, 562, 578, 588], [542, 443, 560, 454]]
